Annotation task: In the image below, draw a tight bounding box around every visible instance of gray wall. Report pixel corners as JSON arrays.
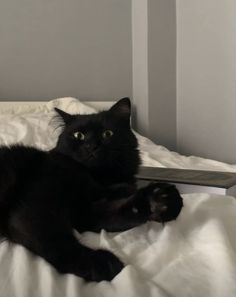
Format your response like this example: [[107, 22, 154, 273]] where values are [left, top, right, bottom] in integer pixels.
[[148, 0, 176, 150], [177, 0, 236, 163], [0, 0, 132, 101], [132, 0, 177, 150], [132, 0, 149, 136], [133, 0, 236, 162]]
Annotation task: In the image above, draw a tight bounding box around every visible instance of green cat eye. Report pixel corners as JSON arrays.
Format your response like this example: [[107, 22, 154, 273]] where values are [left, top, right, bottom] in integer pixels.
[[73, 131, 85, 140], [102, 130, 113, 138]]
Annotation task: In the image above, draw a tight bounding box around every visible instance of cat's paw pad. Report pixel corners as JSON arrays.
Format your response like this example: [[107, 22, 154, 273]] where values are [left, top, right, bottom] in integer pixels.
[[147, 183, 183, 223], [85, 250, 124, 282]]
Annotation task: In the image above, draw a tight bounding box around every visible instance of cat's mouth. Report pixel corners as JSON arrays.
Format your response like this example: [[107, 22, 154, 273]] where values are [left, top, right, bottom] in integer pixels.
[[85, 149, 100, 161]]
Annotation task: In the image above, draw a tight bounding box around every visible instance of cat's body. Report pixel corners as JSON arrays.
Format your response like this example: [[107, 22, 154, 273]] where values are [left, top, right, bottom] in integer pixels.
[[0, 98, 183, 282]]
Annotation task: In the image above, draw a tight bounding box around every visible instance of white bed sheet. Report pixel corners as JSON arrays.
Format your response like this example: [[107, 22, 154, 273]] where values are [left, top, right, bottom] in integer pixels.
[[0, 97, 236, 297]]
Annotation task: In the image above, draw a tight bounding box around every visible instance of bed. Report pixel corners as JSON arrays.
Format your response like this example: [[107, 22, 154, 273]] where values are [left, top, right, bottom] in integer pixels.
[[0, 97, 236, 297]]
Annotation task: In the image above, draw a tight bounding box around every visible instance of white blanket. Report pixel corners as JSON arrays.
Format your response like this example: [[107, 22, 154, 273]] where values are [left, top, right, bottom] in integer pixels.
[[0, 98, 236, 297]]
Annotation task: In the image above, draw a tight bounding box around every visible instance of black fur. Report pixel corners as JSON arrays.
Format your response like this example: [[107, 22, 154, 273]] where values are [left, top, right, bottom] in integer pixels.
[[0, 98, 183, 282]]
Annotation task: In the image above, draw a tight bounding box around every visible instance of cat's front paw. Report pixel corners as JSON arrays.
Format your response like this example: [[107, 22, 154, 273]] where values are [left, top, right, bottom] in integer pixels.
[[145, 183, 183, 223], [84, 250, 124, 282]]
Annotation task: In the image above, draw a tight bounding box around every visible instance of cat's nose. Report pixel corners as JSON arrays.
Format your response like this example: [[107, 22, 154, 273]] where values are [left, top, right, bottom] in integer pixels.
[[85, 143, 98, 152]]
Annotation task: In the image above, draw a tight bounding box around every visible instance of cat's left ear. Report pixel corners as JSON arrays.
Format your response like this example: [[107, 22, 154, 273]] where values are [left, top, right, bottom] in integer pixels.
[[109, 97, 131, 124], [54, 108, 74, 125]]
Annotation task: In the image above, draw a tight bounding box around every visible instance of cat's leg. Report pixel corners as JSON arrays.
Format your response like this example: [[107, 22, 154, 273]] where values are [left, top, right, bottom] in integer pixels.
[[89, 183, 183, 232], [7, 208, 123, 282], [106, 182, 137, 200]]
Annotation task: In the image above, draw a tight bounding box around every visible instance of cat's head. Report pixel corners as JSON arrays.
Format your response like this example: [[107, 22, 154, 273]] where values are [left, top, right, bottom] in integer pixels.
[[54, 98, 140, 182]]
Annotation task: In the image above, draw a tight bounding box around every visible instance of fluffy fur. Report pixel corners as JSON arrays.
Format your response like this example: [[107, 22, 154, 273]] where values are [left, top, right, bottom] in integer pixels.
[[0, 98, 183, 282]]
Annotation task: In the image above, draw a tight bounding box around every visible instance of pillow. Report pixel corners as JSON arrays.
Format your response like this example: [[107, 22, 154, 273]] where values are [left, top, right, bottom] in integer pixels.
[[0, 97, 96, 115], [0, 97, 97, 150]]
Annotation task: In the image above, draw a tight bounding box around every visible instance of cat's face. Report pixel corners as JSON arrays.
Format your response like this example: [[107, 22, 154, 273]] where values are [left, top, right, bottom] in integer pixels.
[[54, 98, 140, 179]]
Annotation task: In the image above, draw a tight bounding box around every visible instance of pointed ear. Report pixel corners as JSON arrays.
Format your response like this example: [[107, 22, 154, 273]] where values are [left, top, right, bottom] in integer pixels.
[[54, 108, 74, 124], [109, 98, 131, 123]]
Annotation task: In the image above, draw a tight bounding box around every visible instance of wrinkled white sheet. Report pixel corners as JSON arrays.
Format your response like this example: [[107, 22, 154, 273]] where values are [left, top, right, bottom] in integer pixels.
[[0, 97, 236, 297]]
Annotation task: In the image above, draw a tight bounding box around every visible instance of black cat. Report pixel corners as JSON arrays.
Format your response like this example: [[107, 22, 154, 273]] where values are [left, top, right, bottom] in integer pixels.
[[0, 98, 183, 282]]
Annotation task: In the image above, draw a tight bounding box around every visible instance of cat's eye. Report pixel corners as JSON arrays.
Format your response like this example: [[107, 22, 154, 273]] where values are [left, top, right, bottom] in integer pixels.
[[102, 130, 113, 139], [73, 131, 85, 140]]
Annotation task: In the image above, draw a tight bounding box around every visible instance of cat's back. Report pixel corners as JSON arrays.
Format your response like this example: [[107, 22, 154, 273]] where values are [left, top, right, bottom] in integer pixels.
[[0, 144, 47, 194], [0, 144, 46, 166], [0, 145, 49, 234]]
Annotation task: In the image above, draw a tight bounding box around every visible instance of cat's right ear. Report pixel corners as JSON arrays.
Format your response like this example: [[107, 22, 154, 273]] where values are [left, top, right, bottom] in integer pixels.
[[109, 97, 131, 125], [54, 108, 74, 125]]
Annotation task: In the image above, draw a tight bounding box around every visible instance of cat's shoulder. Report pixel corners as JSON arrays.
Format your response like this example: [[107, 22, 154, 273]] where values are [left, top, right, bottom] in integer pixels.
[[0, 144, 47, 159], [0, 144, 44, 152]]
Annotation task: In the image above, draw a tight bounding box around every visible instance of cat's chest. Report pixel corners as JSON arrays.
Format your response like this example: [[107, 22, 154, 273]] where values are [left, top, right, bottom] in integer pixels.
[[40, 160, 95, 200]]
